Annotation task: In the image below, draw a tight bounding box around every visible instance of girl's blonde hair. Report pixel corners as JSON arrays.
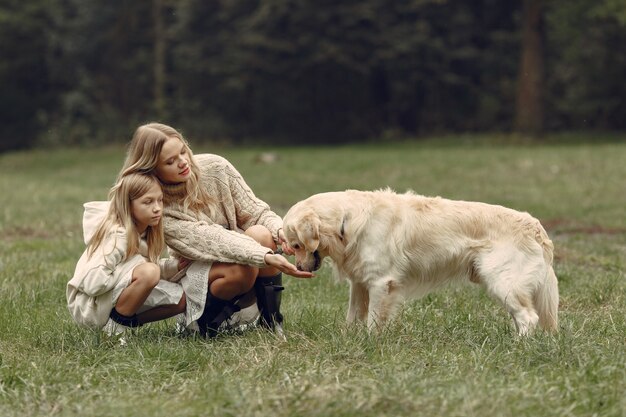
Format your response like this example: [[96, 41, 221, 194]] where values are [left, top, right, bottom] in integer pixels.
[[88, 173, 165, 263], [119, 122, 214, 214]]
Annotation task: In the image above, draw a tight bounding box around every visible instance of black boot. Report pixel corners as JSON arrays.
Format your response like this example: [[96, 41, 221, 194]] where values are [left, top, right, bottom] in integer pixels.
[[254, 273, 284, 333], [197, 291, 241, 338], [110, 307, 142, 328]]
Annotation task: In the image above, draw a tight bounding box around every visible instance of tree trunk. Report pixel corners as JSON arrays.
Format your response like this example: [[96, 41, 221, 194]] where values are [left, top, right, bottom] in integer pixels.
[[153, 0, 166, 119], [514, 0, 544, 134]]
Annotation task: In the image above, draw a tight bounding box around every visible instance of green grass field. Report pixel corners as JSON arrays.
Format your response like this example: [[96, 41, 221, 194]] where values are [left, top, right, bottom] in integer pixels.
[[1, 135, 625, 417]]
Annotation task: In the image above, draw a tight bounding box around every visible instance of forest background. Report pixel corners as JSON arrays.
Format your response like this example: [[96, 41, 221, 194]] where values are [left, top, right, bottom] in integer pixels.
[[1, 0, 625, 153]]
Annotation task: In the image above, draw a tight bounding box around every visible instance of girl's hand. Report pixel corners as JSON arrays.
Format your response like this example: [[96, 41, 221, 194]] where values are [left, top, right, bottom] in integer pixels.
[[178, 257, 191, 271], [278, 228, 295, 255], [264, 253, 314, 278]]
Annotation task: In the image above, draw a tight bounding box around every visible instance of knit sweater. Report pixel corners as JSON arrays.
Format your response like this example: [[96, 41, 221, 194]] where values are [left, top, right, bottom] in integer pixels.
[[161, 154, 282, 268]]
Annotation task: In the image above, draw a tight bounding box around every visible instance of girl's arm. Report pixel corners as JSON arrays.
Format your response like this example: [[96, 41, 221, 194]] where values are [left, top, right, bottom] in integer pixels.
[[76, 229, 128, 296]]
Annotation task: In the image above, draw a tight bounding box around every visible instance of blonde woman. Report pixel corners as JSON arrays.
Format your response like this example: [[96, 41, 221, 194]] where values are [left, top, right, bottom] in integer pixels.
[[67, 173, 187, 337], [120, 123, 313, 337]]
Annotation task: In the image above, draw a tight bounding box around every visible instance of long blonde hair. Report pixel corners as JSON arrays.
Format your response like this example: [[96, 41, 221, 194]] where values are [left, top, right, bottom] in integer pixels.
[[88, 173, 165, 263], [119, 122, 214, 213]]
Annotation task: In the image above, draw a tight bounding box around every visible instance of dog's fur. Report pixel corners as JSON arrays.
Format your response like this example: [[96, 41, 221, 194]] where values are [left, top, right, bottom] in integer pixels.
[[282, 189, 559, 335]]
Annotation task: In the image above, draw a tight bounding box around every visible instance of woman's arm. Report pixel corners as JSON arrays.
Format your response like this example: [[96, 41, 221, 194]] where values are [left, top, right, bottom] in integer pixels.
[[163, 210, 271, 267], [222, 159, 283, 242], [264, 253, 314, 278], [158, 256, 191, 280], [158, 257, 179, 279]]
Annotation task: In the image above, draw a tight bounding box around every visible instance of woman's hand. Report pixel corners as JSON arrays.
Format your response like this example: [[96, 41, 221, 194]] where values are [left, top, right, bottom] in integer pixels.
[[277, 228, 295, 255], [264, 253, 314, 278]]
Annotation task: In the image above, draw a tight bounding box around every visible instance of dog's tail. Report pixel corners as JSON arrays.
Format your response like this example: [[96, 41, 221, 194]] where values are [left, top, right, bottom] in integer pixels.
[[530, 220, 559, 332], [535, 265, 559, 332]]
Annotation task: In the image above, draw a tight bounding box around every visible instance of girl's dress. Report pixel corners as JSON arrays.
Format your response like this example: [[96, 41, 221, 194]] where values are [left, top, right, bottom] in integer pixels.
[[66, 201, 183, 329]]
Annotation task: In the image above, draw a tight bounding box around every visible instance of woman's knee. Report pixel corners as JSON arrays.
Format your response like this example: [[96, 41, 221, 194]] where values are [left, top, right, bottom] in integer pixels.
[[220, 264, 257, 292], [232, 264, 257, 292], [133, 262, 161, 287], [210, 263, 258, 297], [245, 225, 275, 249]]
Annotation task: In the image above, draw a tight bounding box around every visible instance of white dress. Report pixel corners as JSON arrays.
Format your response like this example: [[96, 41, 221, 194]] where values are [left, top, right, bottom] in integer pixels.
[[176, 261, 260, 331]]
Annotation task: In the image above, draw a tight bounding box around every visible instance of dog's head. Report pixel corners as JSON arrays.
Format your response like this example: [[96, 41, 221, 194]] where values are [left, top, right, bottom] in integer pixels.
[[283, 204, 325, 272]]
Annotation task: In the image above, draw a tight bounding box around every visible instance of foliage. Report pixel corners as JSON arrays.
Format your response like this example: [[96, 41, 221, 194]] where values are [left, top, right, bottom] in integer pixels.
[[156, 0, 522, 141], [43, 0, 156, 145], [0, 1, 52, 151], [0, 1, 625, 150], [545, 0, 626, 130]]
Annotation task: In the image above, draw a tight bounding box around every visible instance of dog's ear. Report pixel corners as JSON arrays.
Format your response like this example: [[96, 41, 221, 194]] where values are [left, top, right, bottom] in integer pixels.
[[296, 210, 321, 252]]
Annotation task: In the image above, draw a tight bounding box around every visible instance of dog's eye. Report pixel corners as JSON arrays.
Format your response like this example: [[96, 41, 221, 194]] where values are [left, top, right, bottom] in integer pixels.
[[292, 244, 300, 250]]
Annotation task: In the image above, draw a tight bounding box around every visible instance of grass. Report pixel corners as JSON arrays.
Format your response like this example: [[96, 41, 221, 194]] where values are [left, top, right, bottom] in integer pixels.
[[1, 134, 625, 416]]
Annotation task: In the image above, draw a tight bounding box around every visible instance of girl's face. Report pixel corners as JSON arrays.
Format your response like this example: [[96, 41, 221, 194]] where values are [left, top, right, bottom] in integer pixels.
[[156, 137, 191, 184], [131, 182, 163, 234]]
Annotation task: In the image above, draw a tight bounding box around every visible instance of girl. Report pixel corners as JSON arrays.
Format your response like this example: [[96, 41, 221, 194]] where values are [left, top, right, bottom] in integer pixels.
[[67, 173, 187, 337], [119, 123, 313, 338]]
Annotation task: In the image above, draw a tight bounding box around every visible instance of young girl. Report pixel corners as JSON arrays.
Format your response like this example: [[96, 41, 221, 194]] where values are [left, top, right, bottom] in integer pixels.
[[67, 173, 187, 337], [119, 123, 313, 338]]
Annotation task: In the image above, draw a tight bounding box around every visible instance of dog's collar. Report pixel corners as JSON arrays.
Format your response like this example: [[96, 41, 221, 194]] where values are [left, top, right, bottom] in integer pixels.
[[339, 217, 346, 241]]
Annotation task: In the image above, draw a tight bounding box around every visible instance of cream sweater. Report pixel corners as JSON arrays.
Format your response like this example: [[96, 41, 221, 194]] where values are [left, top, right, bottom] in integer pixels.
[[161, 154, 282, 268]]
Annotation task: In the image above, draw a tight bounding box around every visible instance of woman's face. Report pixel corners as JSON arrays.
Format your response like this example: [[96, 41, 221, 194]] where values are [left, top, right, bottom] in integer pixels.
[[156, 137, 191, 184]]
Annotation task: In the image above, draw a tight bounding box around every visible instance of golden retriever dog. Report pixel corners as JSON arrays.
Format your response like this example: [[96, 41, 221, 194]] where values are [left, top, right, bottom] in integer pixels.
[[282, 189, 559, 335]]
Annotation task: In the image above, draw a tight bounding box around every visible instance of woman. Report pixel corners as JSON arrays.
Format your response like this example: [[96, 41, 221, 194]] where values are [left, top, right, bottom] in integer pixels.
[[119, 122, 313, 337]]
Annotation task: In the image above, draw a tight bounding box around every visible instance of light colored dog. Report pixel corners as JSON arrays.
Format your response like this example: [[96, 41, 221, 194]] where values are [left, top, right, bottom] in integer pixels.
[[282, 189, 559, 335]]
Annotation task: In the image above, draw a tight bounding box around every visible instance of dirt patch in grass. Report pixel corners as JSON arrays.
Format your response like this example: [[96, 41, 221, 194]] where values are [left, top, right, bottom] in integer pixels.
[[542, 218, 626, 236], [1, 226, 54, 241]]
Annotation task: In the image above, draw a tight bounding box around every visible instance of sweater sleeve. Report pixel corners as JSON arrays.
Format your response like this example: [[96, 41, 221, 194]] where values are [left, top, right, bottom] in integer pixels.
[[163, 208, 272, 268], [222, 158, 284, 242]]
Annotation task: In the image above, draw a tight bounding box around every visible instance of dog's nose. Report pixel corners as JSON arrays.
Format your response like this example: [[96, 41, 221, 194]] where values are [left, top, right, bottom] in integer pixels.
[[296, 265, 303, 271]]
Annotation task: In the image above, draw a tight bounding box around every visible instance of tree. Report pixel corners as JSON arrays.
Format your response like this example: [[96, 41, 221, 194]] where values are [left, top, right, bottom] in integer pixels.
[[515, 0, 545, 134], [152, 0, 167, 120], [0, 1, 52, 151], [544, 0, 626, 130], [170, 0, 521, 142], [2, 0, 625, 150]]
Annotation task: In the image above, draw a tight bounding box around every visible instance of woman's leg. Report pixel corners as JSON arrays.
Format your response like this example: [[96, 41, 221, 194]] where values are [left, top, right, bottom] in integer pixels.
[[245, 225, 285, 331], [197, 262, 257, 337], [208, 262, 258, 299], [197, 225, 280, 336]]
